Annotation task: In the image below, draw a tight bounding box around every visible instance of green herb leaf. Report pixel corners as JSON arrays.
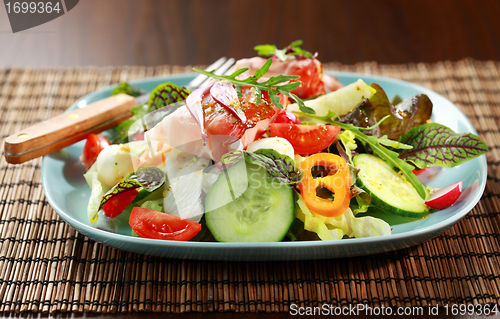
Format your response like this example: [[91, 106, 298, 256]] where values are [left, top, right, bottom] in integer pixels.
[[254, 40, 313, 61], [221, 149, 303, 185], [98, 167, 166, 211], [295, 111, 428, 199], [193, 59, 315, 114], [397, 123, 489, 168], [110, 82, 145, 98]]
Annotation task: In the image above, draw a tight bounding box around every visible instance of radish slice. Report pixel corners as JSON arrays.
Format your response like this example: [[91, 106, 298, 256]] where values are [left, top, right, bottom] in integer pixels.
[[210, 81, 247, 124], [186, 83, 213, 144], [425, 181, 463, 210]]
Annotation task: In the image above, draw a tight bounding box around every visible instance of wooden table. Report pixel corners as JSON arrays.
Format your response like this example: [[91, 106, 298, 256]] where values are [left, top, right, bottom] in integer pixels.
[[1, 0, 500, 66]]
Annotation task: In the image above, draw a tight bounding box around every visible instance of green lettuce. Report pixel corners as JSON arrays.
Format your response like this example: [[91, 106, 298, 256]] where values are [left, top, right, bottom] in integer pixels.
[[295, 195, 391, 240]]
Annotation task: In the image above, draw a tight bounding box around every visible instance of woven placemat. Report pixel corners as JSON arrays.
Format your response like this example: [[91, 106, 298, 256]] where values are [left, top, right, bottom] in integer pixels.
[[0, 60, 499, 314]]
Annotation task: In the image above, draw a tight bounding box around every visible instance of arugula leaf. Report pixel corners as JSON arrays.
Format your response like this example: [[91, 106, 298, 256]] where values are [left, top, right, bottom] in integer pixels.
[[296, 111, 428, 199], [220, 149, 303, 185], [397, 123, 489, 168], [193, 58, 314, 114], [98, 167, 166, 211], [110, 82, 145, 98], [254, 40, 313, 61]]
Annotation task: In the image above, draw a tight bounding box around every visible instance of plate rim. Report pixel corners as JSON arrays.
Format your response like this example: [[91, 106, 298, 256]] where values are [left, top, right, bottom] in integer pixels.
[[41, 71, 488, 255]]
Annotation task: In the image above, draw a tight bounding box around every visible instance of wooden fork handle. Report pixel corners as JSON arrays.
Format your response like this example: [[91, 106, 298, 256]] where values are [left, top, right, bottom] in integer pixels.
[[4, 94, 137, 164]]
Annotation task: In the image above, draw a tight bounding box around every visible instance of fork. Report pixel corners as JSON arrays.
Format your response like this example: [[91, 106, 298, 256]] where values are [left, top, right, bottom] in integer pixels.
[[4, 58, 237, 164]]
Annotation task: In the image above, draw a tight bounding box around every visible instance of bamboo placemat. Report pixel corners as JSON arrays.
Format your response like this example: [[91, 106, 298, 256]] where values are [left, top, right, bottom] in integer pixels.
[[0, 59, 499, 314]]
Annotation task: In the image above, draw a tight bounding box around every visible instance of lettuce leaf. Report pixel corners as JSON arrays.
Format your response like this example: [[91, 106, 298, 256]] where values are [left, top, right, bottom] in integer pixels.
[[110, 82, 145, 98], [342, 83, 432, 140], [295, 195, 391, 240], [83, 165, 109, 225], [398, 123, 489, 168]]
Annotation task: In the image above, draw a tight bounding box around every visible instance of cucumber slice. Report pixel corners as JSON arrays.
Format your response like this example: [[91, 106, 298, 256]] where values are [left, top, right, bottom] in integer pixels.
[[353, 154, 430, 218], [204, 161, 294, 242]]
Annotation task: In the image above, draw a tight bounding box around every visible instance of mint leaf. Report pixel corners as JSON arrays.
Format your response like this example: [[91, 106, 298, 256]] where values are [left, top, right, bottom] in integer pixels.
[[98, 167, 166, 211], [397, 123, 489, 169], [193, 59, 314, 114], [221, 150, 303, 185], [295, 111, 428, 199]]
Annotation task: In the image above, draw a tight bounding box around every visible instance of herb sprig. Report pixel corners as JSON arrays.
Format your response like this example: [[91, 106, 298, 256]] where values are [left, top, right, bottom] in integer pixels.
[[254, 40, 313, 61], [193, 58, 314, 114]]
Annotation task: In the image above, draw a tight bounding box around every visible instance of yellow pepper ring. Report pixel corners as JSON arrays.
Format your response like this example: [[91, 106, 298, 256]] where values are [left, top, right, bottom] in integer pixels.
[[299, 153, 351, 217]]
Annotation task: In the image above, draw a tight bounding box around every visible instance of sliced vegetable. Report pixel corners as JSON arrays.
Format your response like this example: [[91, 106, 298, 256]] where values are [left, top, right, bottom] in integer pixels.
[[129, 207, 201, 241], [246, 137, 295, 159], [210, 81, 247, 123], [298, 153, 351, 217], [425, 181, 463, 210], [274, 110, 301, 124], [398, 123, 489, 169], [81, 134, 111, 170], [103, 189, 139, 218], [270, 123, 340, 155], [353, 154, 430, 217], [205, 161, 295, 242], [287, 79, 376, 116], [296, 111, 428, 199]]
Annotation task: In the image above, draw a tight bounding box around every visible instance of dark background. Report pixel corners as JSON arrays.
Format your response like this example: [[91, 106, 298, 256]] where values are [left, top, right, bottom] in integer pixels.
[[1, 0, 500, 67]]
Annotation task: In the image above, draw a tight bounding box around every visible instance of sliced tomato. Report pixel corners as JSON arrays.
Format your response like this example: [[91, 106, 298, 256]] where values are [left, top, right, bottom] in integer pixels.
[[129, 207, 201, 241], [103, 189, 139, 218], [270, 123, 340, 155], [274, 110, 301, 125], [81, 134, 111, 170]]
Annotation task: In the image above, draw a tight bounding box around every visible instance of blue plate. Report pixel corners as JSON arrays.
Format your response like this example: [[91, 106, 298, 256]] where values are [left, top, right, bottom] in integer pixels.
[[41, 72, 487, 261]]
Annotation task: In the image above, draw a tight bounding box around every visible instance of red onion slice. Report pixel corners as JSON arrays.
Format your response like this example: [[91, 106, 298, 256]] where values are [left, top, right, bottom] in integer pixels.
[[210, 81, 247, 124], [185, 83, 213, 144]]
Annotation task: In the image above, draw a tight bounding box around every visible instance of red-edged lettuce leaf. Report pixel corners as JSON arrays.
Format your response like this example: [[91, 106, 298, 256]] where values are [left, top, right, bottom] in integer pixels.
[[397, 123, 489, 168], [98, 167, 166, 211], [221, 149, 303, 185], [148, 83, 190, 111], [342, 83, 432, 140]]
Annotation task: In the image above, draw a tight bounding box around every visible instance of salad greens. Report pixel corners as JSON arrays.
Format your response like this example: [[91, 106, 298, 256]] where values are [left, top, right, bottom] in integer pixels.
[[398, 123, 489, 169], [254, 40, 314, 61], [221, 149, 303, 185], [193, 58, 314, 114], [110, 82, 145, 98], [98, 167, 166, 211]]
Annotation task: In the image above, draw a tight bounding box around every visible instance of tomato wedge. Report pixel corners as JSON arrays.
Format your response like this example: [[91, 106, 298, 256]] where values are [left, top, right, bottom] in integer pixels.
[[103, 189, 139, 218], [129, 207, 201, 241], [270, 123, 340, 155], [81, 134, 111, 170]]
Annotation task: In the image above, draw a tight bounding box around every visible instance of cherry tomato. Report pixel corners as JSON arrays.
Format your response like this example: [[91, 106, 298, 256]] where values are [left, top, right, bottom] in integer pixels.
[[103, 189, 139, 218], [270, 123, 340, 155], [129, 207, 201, 241], [81, 134, 111, 170], [274, 110, 301, 125]]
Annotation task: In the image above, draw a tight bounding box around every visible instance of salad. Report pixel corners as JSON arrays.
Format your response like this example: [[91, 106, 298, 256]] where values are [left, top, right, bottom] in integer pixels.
[[82, 41, 488, 243]]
